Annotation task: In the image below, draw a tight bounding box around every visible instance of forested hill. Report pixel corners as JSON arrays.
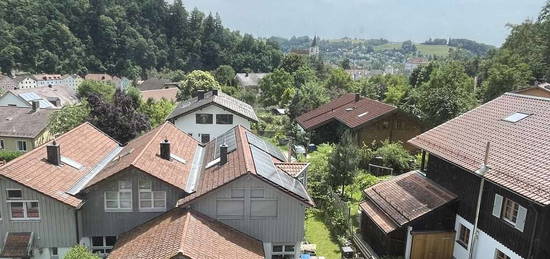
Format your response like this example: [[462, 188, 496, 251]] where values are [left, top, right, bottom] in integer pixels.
[[0, 0, 282, 78]]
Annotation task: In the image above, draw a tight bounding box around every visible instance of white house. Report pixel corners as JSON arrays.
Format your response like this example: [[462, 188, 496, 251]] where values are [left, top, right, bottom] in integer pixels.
[[34, 74, 65, 87], [14, 75, 37, 89], [167, 90, 258, 143]]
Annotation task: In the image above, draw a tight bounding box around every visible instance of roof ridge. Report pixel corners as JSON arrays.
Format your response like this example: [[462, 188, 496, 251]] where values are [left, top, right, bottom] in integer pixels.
[[236, 125, 256, 174], [505, 92, 550, 102], [298, 93, 357, 122], [179, 209, 193, 255], [129, 122, 169, 166]]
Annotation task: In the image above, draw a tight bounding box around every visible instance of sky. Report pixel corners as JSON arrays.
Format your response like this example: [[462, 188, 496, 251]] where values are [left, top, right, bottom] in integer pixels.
[[180, 0, 546, 46]]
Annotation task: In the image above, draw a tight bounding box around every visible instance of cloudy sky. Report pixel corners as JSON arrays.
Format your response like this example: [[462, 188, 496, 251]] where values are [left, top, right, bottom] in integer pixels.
[[181, 0, 546, 46]]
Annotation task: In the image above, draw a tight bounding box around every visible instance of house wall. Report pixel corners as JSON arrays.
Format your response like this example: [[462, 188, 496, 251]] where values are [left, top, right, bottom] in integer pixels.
[[357, 112, 423, 151], [79, 168, 187, 237], [0, 92, 30, 107], [0, 176, 78, 250], [427, 154, 548, 259], [360, 211, 406, 256], [190, 175, 306, 253], [173, 104, 252, 142], [18, 78, 37, 89], [516, 88, 550, 98], [0, 136, 44, 152]]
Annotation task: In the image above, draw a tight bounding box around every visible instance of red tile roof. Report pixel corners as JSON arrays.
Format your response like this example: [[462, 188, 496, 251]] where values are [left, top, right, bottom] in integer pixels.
[[85, 122, 199, 191], [275, 162, 309, 177], [409, 93, 550, 205], [0, 232, 33, 258], [296, 93, 397, 130], [109, 208, 264, 259], [140, 88, 178, 102], [361, 171, 456, 233], [0, 123, 120, 207], [178, 126, 314, 207]]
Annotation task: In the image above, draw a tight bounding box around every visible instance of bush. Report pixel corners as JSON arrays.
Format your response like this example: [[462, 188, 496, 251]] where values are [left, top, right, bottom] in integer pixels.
[[0, 150, 23, 162], [64, 245, 101, 259], [372, 140, 415, 174]]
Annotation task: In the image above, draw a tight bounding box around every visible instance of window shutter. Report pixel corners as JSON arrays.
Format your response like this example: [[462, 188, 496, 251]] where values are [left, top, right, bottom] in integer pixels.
[[515, 205, 527, 232], [492, 194, 503, 217]]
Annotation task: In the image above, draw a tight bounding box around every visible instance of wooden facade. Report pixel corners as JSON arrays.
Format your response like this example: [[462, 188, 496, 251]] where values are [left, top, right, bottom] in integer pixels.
[[426, 155, 550, 259]]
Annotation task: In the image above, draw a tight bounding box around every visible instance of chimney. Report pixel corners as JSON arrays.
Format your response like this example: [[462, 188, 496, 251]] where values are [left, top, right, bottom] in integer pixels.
[[355, 93, 360, 102], [47, 140, 61, 166], [212, 89, 219, 96], [197, 90, 205, 100], [219, 144, 228, 165], [31, 100, 39, 112], [245, 72, 249, 77], [160, 139, 171, 160]]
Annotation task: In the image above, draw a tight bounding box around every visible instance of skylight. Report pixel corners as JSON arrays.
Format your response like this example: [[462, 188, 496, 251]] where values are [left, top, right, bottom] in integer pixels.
[[503, 112, 530, 123], [357, 112, 368, 117]]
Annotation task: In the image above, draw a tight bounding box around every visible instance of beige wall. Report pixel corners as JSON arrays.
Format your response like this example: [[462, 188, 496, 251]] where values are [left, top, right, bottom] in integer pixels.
[[0, 130, 53, 152], [517, 88, 550, 98]]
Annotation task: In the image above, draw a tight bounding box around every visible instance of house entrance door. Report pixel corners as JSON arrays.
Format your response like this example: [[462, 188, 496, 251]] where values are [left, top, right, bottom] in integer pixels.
[[410, 231, 454, 259]]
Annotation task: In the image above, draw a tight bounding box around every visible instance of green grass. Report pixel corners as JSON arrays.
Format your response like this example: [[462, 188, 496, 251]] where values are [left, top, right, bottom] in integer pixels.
[[373, 42, 454, 57], [305, 209, 342, 259]]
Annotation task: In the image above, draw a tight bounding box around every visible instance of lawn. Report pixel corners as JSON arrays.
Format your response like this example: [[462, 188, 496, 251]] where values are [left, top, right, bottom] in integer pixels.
[[305, 209, 342, 259], [374, 42, 454, 57]]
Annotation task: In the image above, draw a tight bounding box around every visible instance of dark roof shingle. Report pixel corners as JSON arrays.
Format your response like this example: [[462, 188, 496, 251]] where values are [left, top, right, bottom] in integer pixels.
[[0, 232, 33, 258]]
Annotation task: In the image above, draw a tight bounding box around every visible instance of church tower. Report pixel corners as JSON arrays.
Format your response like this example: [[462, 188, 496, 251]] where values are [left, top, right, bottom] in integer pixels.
[[309, 36, 320, 56]]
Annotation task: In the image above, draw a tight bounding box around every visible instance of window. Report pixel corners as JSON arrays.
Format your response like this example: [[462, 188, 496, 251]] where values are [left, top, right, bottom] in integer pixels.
[[105, 180, 132, 211], [0, 139, 4, 149], [138, 179, 166, 211], [216, 114, 234, 124], [503, 112, 530, 123], [196, 114, 213, 124], [8, 201, 40, 220], [457, 224, 470, 249], [201, 134, 210, 143], [503, 198, 519, 224], [495, 249, 510, 259], [91, 236, 116, 255], [50, 247, 59, 259], [250, 200, 277, 217], [216, 200, 244, 218], [272, 244, 295, 259], [16, 141, 27, 151], [7, 189, 22, 199]]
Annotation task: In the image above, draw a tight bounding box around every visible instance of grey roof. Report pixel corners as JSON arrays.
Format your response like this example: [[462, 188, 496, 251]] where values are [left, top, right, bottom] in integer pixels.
[[12, 85, 78, 107], [0, 106, 55, 138], [14, 75, 35, 83], [138, 78, 177, 91], [0, 76, 17, 92], [168, 90, 258, 122], [234, 73, 268, 87]]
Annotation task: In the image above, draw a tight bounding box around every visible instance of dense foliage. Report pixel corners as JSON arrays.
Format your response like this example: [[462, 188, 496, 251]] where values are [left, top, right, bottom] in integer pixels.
[[64, 245, 100, 259], [0, 150, 24, 162], [49, 102, 91, 135], [0, 0, 282, 77]]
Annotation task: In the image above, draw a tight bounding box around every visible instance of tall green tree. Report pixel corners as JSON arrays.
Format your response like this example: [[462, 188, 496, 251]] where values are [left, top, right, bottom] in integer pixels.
[[213, 65, 236, 85], [178, 70, 220, 99], [259, 68, 295, 107], [480, 50, 532, 102], [328, 131, 361, 196]]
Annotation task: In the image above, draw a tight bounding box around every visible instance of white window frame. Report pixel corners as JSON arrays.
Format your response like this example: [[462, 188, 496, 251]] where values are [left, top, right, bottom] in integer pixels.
[[272, 244, 296, 259], [456, 224, 470, 249], [16, 140, 27, 152], [7, 200, 40, 220], [91, 236, 117, 256], [138, 179, 166, 212], [495, 249, 511, 259], [104, 180, 132, 212]]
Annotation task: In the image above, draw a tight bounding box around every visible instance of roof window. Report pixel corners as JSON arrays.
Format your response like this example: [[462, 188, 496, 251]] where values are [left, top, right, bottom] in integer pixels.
[[503, 112, 530, 123]]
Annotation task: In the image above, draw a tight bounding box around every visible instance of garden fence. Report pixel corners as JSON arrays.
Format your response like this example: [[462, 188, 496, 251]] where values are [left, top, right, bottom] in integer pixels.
[[368, 163, 394, 176]]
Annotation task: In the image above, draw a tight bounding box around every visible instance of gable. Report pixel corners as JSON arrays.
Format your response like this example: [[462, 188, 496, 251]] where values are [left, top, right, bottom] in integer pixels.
[[0, 92, 29, 107]]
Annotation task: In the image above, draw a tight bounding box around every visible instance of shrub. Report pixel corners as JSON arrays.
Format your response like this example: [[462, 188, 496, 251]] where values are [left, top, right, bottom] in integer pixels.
[[372, 140, 415, 174], [64, 245, 101, 259], [0, 150, 23, 162]]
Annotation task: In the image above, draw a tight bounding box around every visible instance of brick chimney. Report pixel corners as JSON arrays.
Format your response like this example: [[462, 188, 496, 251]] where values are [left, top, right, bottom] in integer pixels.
[[31, 100, 39, 112], [355, 93, 360, 102], [219, 144, 228, 165], [47, 140, 61, 166]]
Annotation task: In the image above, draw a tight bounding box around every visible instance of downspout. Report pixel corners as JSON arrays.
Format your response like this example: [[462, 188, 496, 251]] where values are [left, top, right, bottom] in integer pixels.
[[468, 142, 491, 259], [527, 205, 539, 259]]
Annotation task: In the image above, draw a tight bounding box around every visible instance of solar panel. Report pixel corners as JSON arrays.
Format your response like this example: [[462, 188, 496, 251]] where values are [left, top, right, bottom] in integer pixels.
[[246, 131, 286, 161], [213, 128, 237, 158], [250, 146, 310, 200], [19, 92, 41, 101]]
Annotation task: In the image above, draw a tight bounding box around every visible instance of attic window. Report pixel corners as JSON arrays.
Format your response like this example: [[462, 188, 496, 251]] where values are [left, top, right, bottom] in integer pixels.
[[503, 112, 530, 123]]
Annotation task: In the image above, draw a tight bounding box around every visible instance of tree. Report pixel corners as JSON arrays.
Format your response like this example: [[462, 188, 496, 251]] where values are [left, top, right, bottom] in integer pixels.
[[372, 140, 415, 174], [340, 58, 351, 69], [279, 53, 307, 73], [305, 143, 334, 203], [213, 65, 236, 85], [402, 61, 477, 127], [87, 90, 151, 144], [139, 98, 176, 127], [259, 68, 295, 107], [401, 40, 417, 53], [480, 50, 532, 102], [64, 245, 100, 259], [49, 102, 91, 135], [325, 68, 356, 96], [178, 70, 220, 100], [77, 80, 116, 102], [287, 81, 329, 119], [328, 131, 361, 196]]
